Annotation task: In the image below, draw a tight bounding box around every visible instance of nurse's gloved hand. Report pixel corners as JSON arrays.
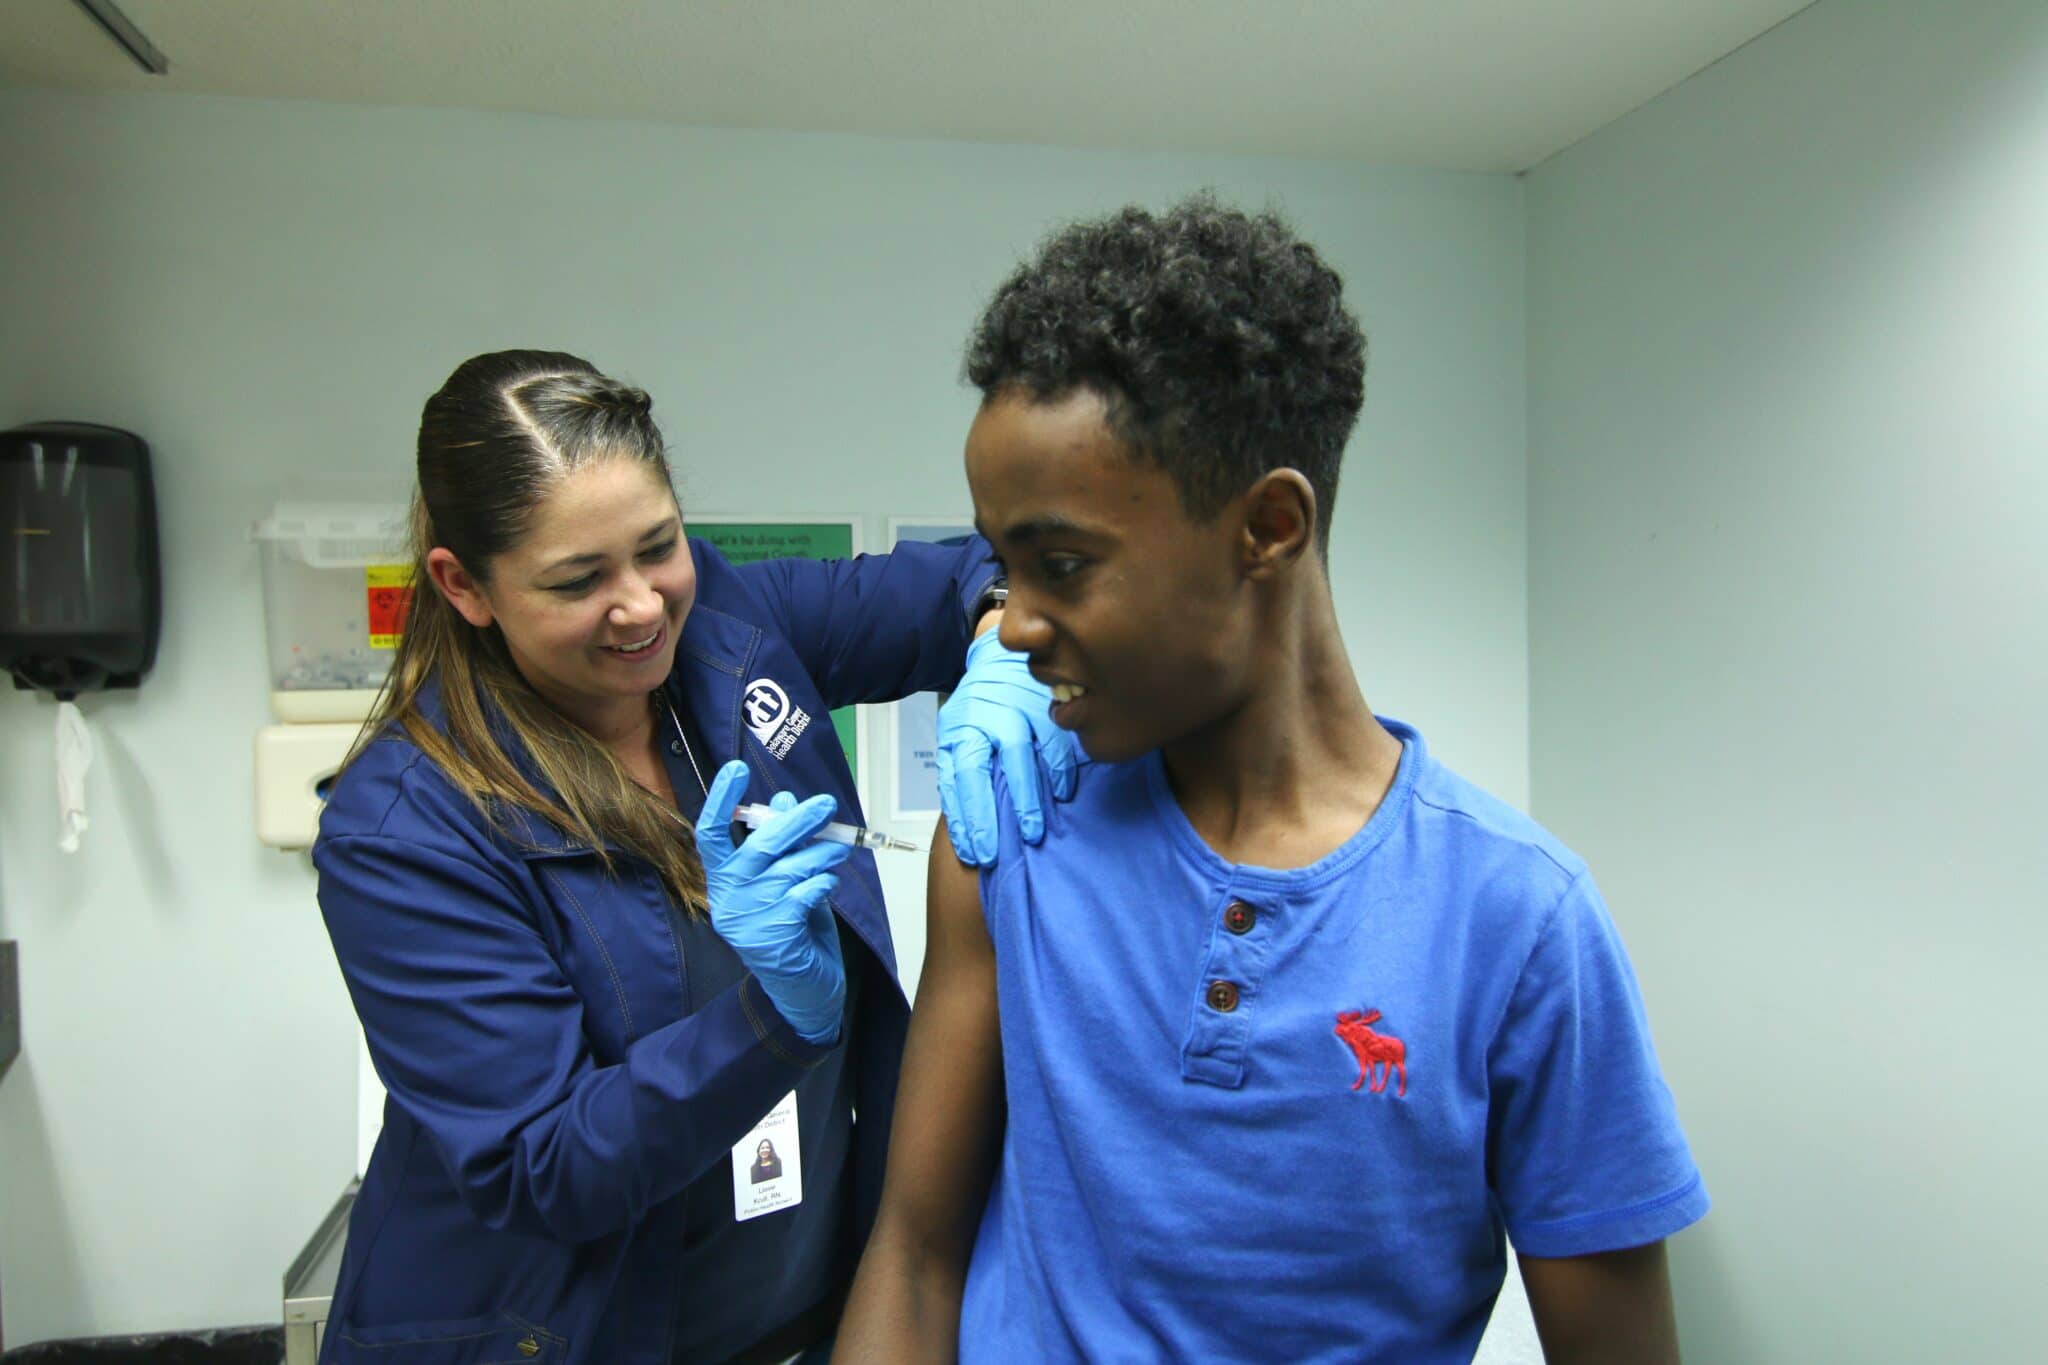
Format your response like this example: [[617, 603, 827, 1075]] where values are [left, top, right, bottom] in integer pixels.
[[696, 761, 849, 1045], [936, 628, 1081, 867]]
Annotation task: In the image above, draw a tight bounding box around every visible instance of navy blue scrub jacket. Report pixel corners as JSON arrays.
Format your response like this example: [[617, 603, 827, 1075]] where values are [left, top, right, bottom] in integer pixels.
[[312, 535, 998, 1363]]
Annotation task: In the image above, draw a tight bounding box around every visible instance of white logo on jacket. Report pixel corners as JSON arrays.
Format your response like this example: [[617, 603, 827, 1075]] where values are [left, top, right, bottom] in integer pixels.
[[744, 678, 812, 759]]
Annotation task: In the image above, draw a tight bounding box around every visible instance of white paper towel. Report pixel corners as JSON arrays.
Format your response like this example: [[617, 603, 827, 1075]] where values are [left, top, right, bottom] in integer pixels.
[[56, 699, 94, 853]]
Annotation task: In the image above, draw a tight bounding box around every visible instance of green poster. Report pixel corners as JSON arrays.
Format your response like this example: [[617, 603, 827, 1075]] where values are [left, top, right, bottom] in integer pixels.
[[689, 520, 859, 783]]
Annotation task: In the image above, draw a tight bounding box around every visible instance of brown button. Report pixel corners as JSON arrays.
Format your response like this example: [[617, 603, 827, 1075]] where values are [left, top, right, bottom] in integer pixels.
[[1223, 901, 1257, 935], [517, 1337, 541, 1359], [1206, 979, 1240, 1012]]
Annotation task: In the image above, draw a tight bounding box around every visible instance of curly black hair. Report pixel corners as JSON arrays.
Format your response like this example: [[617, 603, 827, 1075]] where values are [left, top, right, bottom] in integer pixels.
[[965, 194, 1366, 550]]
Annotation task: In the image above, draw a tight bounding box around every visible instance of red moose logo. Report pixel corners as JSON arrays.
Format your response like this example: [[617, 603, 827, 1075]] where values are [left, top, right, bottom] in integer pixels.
[[1335, 1009, 1407, 1097]]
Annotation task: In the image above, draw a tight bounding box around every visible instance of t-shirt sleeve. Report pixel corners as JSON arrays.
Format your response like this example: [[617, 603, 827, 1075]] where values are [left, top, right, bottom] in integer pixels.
[[1485, 869, 1709, 1257]]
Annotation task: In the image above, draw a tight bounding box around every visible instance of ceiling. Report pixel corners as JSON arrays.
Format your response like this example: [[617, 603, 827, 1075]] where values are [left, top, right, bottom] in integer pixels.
[[0, 0, 1817, 173]]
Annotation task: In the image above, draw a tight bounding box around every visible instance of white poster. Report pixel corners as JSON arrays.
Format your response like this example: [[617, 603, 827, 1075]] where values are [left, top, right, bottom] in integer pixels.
[[888, 518, 979, 820]]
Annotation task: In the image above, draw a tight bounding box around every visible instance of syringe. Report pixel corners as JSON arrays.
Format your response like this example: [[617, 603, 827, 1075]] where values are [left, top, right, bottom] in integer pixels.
[[733, 803, 923, 853]]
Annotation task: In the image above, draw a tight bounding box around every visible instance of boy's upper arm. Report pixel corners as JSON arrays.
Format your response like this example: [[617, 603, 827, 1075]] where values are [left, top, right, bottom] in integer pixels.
[[1518, 1241, 1681, 1365], [867, 822, 1006, 1261]]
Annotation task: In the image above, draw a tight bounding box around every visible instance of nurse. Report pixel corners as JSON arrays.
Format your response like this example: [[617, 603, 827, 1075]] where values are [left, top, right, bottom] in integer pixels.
[[312, 350, 1071, 1364]]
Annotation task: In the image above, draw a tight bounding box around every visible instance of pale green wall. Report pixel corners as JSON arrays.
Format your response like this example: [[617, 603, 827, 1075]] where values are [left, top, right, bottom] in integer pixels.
[[0, 89, 1530, 1343], [1526, 1, 2048, 1360]]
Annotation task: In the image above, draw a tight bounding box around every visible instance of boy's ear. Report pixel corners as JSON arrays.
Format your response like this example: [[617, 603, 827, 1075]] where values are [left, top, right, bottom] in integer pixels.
[[425, 546, 497, 628], [1239, 469, 1317, 579]]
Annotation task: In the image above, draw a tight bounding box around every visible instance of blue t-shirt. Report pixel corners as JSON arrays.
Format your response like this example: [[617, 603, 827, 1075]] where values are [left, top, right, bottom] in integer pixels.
[[960, 720, 1707, 1363]]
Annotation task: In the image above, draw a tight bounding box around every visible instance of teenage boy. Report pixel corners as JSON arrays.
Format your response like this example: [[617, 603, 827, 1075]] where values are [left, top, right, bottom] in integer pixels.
[[839, 197, 1707, 1364]]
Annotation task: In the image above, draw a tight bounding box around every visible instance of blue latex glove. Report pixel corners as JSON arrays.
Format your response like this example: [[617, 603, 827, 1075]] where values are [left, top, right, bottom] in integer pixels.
[[935, 628, 1081, 867], [695, 761, 849, 1044]]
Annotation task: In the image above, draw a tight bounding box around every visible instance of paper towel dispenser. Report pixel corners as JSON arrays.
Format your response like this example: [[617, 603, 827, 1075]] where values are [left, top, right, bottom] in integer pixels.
[[1, 422, 162, 699]]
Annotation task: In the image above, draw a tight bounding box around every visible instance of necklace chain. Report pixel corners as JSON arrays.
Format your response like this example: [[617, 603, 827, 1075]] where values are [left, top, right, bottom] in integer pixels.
[[659, 693, 710, 798]]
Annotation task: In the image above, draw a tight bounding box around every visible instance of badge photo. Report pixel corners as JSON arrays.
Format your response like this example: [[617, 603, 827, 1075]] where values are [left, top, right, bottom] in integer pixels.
[[731, 1090, 803, 1222]]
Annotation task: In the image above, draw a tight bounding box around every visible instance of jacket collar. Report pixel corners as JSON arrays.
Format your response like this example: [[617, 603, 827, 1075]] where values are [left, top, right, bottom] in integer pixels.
[[658, 602, 763, 779]]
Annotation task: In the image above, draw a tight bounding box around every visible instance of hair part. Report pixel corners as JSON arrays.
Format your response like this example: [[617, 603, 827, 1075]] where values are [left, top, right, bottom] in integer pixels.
[[964, 194, 1366, 552], [349, 350, 709, 913]]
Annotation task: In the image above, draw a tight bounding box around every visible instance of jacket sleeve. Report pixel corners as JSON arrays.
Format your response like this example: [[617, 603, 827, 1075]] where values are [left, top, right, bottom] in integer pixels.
[[722, 535, 1001, 711], [315, 830, 830, 1245]]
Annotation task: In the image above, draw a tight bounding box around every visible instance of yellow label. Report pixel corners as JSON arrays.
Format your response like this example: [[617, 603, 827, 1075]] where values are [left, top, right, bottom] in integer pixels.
[[366, 564, 415, 649]]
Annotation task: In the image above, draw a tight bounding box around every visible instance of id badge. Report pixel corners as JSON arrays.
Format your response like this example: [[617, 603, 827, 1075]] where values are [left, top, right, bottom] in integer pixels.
[[732, 1090, 802, 1221]]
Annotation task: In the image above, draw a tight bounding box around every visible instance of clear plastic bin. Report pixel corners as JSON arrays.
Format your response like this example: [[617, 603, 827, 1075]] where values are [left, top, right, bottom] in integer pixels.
[[252, 496, 410, 723]]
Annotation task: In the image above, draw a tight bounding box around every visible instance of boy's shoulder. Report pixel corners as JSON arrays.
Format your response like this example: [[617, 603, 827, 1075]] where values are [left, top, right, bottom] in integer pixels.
[[1406, 745, 1586, 883], [1378, 722, 1593, 942]]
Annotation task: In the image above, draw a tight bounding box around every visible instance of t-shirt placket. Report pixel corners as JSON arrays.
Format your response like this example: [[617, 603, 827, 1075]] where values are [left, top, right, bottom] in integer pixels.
[[1180, 879, 1279, 1088]]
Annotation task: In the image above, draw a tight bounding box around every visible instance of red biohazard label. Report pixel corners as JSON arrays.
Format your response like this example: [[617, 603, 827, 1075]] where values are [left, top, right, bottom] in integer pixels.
[[366, 565, 414, 649], [1335, 1008, 1407, 1097]]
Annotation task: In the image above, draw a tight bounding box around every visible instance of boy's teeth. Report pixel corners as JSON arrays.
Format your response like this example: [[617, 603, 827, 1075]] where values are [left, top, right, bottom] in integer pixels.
[[611, 632, 657, 652], [1052, 683, 1087, 704]]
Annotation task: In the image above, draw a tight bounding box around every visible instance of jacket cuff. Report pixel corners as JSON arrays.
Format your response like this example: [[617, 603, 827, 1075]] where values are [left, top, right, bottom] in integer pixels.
[[737, 974, 837, 1068]]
